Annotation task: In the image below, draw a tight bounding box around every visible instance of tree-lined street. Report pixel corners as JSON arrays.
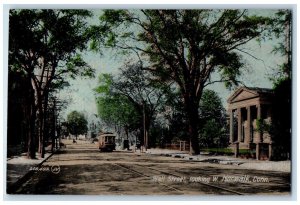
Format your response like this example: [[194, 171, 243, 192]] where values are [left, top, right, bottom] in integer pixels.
[[6, 8, 292, 197], [13, 140, 290, 195]]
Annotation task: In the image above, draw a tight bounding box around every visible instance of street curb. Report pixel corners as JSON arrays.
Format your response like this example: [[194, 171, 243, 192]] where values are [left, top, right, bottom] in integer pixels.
[[6, 151, 56, 194]]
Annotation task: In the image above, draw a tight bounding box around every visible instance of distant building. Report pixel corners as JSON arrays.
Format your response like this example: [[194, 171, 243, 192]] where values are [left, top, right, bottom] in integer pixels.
[[227, 87, 273, 160]]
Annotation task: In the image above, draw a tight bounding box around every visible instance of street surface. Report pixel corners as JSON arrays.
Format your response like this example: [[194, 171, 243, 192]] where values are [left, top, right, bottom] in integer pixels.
[[14, 140, 290, 195]]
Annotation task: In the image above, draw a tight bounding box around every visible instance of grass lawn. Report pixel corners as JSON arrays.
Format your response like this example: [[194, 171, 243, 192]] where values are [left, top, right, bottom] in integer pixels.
[[201, 148, 256, 156]]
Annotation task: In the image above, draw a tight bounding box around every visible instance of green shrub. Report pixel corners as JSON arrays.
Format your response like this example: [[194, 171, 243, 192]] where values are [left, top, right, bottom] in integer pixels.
[[201, 148, 255, 156]]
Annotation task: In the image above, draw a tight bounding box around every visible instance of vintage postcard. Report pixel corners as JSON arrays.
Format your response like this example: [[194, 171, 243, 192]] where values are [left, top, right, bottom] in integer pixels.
[[5, 5, 293, 198]]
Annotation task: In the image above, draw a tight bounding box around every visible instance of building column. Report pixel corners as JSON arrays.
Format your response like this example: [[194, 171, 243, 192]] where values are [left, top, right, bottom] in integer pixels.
[[229, 109, 234, 143], [256, 143, 260, 160], [234, 142, 239, 158], [247, 106, 251, 143], [268, 143, 272, 161], [237, 108, 242, 142], [180, 141, 186, 151], [255, 105, 261, 160], [257, 104, 261, 119], [256, 104, 262, 143]]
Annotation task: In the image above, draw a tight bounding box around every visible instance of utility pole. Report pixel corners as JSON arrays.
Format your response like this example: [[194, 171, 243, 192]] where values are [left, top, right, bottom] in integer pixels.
[[49, 96, 64, 151], [54, 98, 58, 150], [143, 103, 148, 151]]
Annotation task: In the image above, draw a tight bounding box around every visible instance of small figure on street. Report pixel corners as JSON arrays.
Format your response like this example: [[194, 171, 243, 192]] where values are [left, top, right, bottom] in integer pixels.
[[73, 139, 77, 144]]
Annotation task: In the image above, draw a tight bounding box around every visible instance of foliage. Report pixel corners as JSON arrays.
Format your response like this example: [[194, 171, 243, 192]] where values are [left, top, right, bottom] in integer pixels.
[[9, 9, 95, 158], [268, 9, 292, 83], [89, 9, 273, 154], [113, 62, 170, 115], [270, 79, 291, 160], [199, 90, 228, 148], [107, 62, 170, 147], [94, 73, 114, 94], [9, 9, 95, 81], [94, 73, 141, 139], [201, 148, 234, 155], [165, 109, 189, 143], [255, 118, 271, 134], [268, 10, 292, 160], [201, 148, 253, 156], [97, 94, 141, 133], [66, 111, 88, 138], [94, 62, 171, 147], [158, 88, 189, 144], [199, 90, 224, 121]]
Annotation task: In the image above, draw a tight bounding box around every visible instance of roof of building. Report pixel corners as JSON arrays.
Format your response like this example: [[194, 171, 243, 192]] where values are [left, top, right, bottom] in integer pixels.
[[245, 87, 273, 94], [227, 86, 273, 103]]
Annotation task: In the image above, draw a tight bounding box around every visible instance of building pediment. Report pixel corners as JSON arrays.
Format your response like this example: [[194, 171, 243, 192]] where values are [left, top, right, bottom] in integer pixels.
[[227, 87, 259, 103]]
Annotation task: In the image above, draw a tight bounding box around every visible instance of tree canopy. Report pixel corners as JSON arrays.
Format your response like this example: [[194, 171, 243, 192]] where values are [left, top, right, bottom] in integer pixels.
[[268, 10, 292, 160], [89, 9, 273, 154], [95, 73, 141, 137], [67, 111, 88, 139], [9, 9, 94, 80], [199, 89, 228, 148], [94, 62, 170, 147], [269, 9, 292, 84], [9, 9, 95, 158]]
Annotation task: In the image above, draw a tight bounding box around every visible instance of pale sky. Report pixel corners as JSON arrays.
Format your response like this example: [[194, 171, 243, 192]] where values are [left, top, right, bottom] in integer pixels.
[[58, 9, 285, 122]]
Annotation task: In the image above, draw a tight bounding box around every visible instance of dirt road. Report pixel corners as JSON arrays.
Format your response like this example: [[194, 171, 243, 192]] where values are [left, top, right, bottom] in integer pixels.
[[13, 140, 290, 195]]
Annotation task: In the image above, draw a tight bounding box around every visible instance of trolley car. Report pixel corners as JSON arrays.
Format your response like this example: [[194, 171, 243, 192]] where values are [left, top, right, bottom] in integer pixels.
[[98, 133, 116, 152]]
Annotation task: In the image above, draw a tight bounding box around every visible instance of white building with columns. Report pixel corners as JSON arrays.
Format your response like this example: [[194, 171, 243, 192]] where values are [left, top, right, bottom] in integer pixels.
[[227, 87, 273, 160]]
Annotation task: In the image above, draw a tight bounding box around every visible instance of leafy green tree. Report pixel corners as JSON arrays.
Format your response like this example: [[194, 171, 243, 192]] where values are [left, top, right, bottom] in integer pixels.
[[7, 70, 34, 157], [163, 109, 189, 147], [94, 64, 169, 148], [94, 74, 140, 138], [268, 10, 292, 160], [159, 88, 189, 145], [269, 9, 291, 83], [66, 111, 88, 140], [97, 94, 141, 139], [112, 63, 171, 148], [9, 9, 94, 158], [199, 90, 228, 148], [89, 9, 272, 154]]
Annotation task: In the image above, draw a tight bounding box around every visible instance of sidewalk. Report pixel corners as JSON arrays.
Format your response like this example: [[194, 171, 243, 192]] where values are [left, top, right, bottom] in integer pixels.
[[145, 148, 291, 173], [6, 150, 54, 193], [6, 140, 83, 193]]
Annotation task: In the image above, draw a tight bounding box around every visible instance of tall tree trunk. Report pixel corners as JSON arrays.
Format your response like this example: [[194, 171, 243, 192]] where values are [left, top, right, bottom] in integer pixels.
[[145, 118, 150, 149], [142, 105, 151, 150], [51, 107, 55, 152], [125, 126, 129, 140], [38, 104, 45, 158], [36, 94, 45, 158], [26, 77, 36, 159], [51, 134, 55, 152], [184, 95, 201, 155], [36, 89, 49, 158], [41, 91, 49, 157], [27, 103, 37, 159], [187, 107, 200, 155]]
